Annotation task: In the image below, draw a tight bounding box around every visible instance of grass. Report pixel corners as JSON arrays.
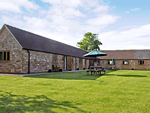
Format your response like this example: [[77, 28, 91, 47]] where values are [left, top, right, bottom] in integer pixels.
[[0, 70, 150, 112]]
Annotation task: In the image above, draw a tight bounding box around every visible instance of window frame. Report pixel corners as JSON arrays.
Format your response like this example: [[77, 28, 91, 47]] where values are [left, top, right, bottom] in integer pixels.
[[123, 61, 129, 65], [79, 58, 82, 64], [52, 54, 57, 62], [0, 51, 10, 62], [138, 60, 144, 65]]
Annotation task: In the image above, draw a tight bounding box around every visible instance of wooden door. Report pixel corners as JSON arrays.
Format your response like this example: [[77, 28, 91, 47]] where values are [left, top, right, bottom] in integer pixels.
[[90, 60, 94, 66], [75, 57, 77, 70], [72, 57, 75, 70], [79, 58, 83, 70], [62, 56, 65, 70], [52, 54, 58, 71], [135, 60, 147, 70], [67, 56, 72, 71]]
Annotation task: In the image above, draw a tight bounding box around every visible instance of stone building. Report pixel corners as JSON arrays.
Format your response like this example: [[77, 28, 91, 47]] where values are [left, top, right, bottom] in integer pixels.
[[99, 50, 150, 70], [0, 24, 97, 74]]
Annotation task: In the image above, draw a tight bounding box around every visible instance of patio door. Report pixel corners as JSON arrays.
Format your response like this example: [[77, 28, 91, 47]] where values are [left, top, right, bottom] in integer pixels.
[[64, 56, 66, 70], [90, 60, 94, 66], [75, 57, 77, 70], [67, 56, 72, 70]]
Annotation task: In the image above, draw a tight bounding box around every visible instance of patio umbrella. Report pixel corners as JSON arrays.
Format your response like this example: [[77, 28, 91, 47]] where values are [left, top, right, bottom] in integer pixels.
[[83, 50, 107, 57], [83, 49, 107, 67]]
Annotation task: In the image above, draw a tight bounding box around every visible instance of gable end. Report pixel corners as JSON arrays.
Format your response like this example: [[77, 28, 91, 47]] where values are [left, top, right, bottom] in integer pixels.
[[4, 24, 23, 49]]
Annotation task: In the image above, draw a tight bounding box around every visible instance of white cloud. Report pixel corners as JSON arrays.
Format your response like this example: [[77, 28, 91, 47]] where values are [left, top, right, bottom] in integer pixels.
[[126, 11, 130, 13], [92, 5, 109, 12], [1, 15, 24, 25], [99, 24, 150, 50], [47, 6, 85, 18], [87, 14, 120, 27], [0, 0, 39, 13], [131, 8, 141, 11], [42, 0, 82, 8]]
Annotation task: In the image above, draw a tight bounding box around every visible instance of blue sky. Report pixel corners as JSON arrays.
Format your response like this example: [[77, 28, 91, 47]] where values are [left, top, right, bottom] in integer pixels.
[[0, 0, 150, 50]]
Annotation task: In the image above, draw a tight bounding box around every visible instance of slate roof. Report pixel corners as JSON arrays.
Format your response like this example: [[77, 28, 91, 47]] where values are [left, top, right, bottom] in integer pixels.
[[5, 24, 98, 60], [99, 50, 150, 59]]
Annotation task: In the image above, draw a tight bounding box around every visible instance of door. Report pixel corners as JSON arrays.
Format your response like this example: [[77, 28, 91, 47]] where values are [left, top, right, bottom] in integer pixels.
[[72, 57, 75, 70], [52, 54, 58, 71], [79, 58, 83, 70], [67, 56, 72, 70], [90, 60, 94, 66], [75, 57, 77, 70], [64, 56, 67, 70]]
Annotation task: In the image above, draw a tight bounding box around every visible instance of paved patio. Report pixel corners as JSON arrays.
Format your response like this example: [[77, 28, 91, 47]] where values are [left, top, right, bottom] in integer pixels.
[[0, 70, 87, 77]]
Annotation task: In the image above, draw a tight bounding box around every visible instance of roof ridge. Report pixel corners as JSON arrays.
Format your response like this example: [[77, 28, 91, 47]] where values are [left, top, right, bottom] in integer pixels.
[[101, 49, 150, 51], [4, 24, 87, 52]]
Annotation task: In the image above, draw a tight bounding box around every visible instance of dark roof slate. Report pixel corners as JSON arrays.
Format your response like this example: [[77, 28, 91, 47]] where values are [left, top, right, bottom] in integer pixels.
[[99, 50, 150, 59], [5, 24, 97, 59]]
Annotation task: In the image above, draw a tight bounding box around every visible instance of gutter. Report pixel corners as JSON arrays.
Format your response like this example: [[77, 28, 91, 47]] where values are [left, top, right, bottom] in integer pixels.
[[27, 50, 30, 74]]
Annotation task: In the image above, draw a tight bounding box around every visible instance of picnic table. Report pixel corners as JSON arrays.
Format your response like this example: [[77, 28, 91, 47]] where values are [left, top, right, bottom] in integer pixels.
[[87, 66, 106, 75], [109, 65, 116, 70]]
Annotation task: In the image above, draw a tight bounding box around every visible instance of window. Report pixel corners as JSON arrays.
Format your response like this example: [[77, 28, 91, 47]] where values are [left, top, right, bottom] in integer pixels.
[[62, 56, 64, 62], [138, 60, 144, 65], [85, 59, 86, 64], [0, 52, 2, 61], [97, 60, 100, 65], [0, 51, 10, 61], [123, 61, 129, 65], [72, 58, 74, 63], [53, 54, 57, 62], [79, 58, 82, 64], [108, 60, 111, 64]]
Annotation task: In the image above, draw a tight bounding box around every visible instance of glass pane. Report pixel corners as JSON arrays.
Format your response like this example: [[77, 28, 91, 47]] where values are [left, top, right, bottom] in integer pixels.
[[4, 52, 6, 60], [7, 52, 10, 60], [0, 52, 2, 60]]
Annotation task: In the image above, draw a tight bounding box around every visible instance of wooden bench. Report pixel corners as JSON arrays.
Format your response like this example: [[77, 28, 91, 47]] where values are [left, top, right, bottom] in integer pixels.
[[109, 66, 116, 70]]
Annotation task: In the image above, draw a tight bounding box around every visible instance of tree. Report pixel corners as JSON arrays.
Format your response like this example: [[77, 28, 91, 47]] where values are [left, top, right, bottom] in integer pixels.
[[77, 32, 102, 50]]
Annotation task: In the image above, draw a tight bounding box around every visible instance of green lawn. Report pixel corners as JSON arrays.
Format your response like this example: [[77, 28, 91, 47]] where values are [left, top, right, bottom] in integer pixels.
[[0, 70, 150, 113]]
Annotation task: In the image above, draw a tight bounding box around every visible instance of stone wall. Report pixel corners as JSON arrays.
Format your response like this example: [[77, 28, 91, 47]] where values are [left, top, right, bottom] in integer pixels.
[[57, 54, 63, 69], [129, 60, 135, 69], [28, 50, 52, 73], [72, 57, 75, 70], [22, 50, 28, 73], [86, 59, 89, 69], [100, 60, 107, 68], [0, 26, 23, 73], [83, 59, 85, 68], [115, 60, 122, 69], [147, 60, 150, 70], [77, 58, 79, 69]]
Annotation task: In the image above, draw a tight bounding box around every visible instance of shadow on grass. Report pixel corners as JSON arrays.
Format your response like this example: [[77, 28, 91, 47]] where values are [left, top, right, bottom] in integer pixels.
[[26, 70, 115, 80], [0, 92, 86, 113], [104, 74, 147, 77], [117, 75, 147, 77]]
